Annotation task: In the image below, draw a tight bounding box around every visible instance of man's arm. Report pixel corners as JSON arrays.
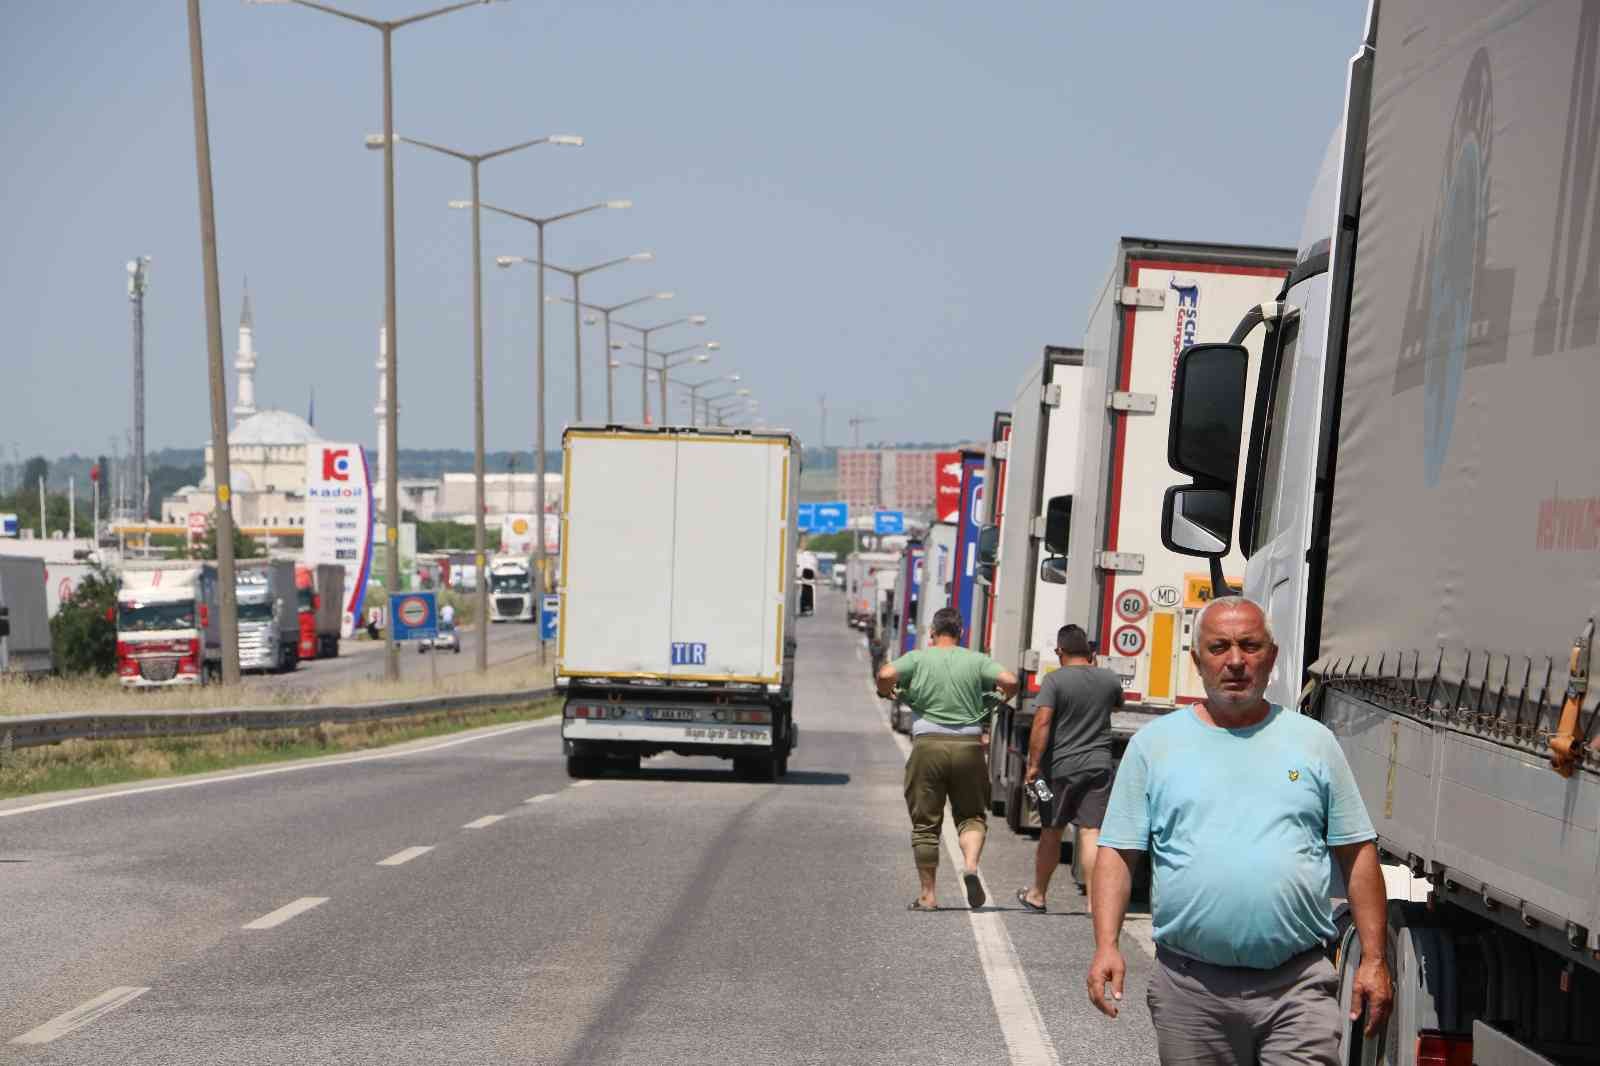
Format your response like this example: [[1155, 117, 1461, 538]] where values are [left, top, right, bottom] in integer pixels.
[[1025, 697, 1054, 786], [1333, 841, 1391, 1037], [995, 669, 1019, 698], [1087, 846, 1141, 1018], [875, 662, 898, 699]]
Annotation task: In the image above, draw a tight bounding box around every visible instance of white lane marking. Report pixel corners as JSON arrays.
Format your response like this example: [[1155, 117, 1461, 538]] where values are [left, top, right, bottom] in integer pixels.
[[524, 794, 555, 804], [242, 896, 329, 930], [462, 814, 504, 829], [570, 779, 594, 789], [376, 846, 434, 867], [9, 986, 150, 1046], [876, 680, 1061, 1066], [0, 718, 559, 820]]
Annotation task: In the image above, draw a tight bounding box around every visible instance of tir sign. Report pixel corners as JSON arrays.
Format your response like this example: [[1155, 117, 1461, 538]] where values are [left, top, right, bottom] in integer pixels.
[[671, 642, 707, 666], [322, 449, 352, 481]]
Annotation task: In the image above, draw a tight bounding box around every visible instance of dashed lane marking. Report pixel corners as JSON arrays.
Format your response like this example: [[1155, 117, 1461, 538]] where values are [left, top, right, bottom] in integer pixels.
[[376, 846, 434, 866], [462, 815, 505, 830], [242, 896, 329, 930], [9, 986, 150, 1046]]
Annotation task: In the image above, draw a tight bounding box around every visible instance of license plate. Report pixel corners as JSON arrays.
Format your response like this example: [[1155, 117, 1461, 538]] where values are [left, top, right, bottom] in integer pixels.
[[647, 708, 696, 721]]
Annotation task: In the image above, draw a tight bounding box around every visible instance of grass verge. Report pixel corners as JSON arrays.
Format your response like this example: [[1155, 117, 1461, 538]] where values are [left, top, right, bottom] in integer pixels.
[[0, 697, 561, 800]]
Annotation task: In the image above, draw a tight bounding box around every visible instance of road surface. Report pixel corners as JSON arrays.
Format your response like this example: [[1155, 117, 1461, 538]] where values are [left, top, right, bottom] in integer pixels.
[[239, 621, 543, 694], [1, 592, 1159, 1064]]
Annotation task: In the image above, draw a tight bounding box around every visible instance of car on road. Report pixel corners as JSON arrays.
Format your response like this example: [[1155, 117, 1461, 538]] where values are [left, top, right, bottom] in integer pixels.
[[418, 624, 460, 654]]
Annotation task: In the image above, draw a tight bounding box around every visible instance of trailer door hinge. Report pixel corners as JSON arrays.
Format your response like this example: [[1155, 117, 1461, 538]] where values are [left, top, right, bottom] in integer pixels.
[[1116, 286, 1166, 309], [1021, 649, 1041, 673], [1042, 383, 1062, 408], [993, 439, 1010, 461], [1030, 516, 1048, 539], [1109, 391, 1158, 414], [1095, 551, 1145, 574]]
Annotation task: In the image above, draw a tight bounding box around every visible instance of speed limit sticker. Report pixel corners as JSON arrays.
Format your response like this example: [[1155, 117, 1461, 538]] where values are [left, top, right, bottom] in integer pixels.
[[1111, 624, 1146, 657], [1115, 589, 1149, 622]]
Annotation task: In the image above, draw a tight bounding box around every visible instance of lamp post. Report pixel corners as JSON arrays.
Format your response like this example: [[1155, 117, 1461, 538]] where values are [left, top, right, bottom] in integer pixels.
[[626, 341, 721, 422], [699, 387, 751, 426], [502, 253, 652, 421], [549, 292, 673, 421], [479, 199, 629, 658], [610, 316, 708, 423], [707, 396, 759, 426], [250, 0, 504, 682], [674, 373, 741, 426], [370, 132, 580, 674]]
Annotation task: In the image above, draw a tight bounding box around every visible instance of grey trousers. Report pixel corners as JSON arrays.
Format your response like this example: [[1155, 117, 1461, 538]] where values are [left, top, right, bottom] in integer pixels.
[[1147, 946, 1341, 1066]]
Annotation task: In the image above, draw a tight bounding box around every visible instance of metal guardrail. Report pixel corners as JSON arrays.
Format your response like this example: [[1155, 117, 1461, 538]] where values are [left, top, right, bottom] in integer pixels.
[[0, 686, 557, 750]]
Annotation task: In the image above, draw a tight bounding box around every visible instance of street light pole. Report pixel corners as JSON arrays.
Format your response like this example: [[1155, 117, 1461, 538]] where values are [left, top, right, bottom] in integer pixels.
[[549, 292, 675, 424], [611, 315, 708, 423], [379, 133, 581, 674], [626, 341, 721, 423], [251, 0, 503, 682], [185, 0, 239, 685], [525, 253, 654, 423]]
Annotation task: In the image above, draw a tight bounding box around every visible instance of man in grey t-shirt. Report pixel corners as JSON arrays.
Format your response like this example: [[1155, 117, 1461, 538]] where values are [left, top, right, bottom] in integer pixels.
[[1017, 624, 1122, 913]]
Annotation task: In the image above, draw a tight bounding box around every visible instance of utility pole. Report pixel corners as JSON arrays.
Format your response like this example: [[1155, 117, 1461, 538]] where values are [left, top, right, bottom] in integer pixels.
[[127, 256, 151, 521]]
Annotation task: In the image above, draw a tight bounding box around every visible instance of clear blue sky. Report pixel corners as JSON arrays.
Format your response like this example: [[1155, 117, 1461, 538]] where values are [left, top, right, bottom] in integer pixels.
[[0, 1, 1364, 460]]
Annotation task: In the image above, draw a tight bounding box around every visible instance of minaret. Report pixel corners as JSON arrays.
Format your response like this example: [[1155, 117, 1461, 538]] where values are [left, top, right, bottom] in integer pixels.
[[374, 323, 388, 507], [233, 278, 258, 424]]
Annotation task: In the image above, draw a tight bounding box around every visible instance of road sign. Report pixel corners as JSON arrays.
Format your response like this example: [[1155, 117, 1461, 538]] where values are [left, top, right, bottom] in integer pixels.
[[1111, 623, 1146, 657], [1115, 588, 1149, 622], [540, 594, 559, 642], [390, 592, 438, 641], [814, 501, 848, 534], [796, 502, 818, 532], [874, 510, 905, 535]]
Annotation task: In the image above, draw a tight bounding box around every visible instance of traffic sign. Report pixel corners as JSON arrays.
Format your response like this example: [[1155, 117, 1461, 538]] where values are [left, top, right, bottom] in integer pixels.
[[390, 592, 438, 641], [1115, 588, 1149, 622], [540, 594, 559, 642], [814, 501, 848, 534], [796, 502, 818, 532], [874, 510, 905, 535], [1111, 624, 1146, 657]]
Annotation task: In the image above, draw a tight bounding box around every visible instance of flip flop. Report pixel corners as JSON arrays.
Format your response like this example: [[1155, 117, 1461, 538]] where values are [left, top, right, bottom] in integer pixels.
[[963, 870, 987, 909], [1015, 888, 1047, 913], [907, 900, 938, 912]]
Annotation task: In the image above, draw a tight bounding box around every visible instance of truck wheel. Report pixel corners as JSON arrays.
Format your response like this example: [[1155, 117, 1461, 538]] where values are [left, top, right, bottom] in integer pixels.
[[775, 751, 789, 777], [1005, 779, 1026, 834], [611, 753, 641, 774], [733, 756, 778, 782], [566, 754, 596, 779]]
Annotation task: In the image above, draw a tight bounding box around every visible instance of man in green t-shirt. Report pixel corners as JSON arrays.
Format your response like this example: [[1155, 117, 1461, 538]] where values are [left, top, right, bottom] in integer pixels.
[[877, 607, 1019, 910]]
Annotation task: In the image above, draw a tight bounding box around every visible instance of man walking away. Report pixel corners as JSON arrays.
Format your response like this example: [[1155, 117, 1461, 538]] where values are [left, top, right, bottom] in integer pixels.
[[878, 607, 1018, 911], [1018, 624, 1120, 914], [1085, 596, 1391, 1065]]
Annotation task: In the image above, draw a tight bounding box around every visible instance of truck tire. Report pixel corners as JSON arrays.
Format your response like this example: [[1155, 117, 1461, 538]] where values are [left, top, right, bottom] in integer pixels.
[[734, 755, 778, 782], [610, 753, 641, 774], [566, 754, 597, 779]]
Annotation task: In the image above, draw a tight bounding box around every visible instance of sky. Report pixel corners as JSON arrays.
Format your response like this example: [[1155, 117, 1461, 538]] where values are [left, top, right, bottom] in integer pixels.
[[0, 1, 1366, 461]]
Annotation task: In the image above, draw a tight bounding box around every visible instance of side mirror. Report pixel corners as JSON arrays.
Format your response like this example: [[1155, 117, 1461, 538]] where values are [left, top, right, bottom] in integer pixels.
[[976, 524, 1000, 567], [1161, 485, 1233, 557], [1169, 343, 1248, 486], [1040, 556, 1067, 585], [313, 595, 322, 610], [199, 604, 210, 627], [976, 562, 995, 587], [1044, 496, 1072, 555]]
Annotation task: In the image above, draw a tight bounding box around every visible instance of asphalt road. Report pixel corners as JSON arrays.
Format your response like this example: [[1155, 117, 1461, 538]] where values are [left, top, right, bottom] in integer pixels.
[[1, 591, 1158, 1064], [238, 621, 544, 694]]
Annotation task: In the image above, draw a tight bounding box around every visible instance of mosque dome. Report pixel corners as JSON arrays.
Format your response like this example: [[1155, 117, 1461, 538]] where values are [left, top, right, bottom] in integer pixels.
[[230, 410, 321, 446]]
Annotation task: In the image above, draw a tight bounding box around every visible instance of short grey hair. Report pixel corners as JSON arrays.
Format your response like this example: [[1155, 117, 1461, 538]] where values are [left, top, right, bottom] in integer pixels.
[[1194, 595, 1276, 645]]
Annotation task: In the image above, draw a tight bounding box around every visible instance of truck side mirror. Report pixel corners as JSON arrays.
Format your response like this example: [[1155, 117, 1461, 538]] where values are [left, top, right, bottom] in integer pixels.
[[976, 562, 995, 587], [0, 605, 10, 639], [1040, 556, 1067, 585], [199, 604, 210, 627], [977, 524, 1000, 567], [313, 595, 321, 610], [1161, 485, 1233, 557], [1169, 343, 1249, 486]]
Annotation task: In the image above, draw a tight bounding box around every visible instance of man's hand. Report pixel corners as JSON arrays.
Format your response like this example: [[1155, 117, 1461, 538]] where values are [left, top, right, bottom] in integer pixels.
[[979, 731, 991, 756], [1024, 763, 1039, 787], [1086, 945, 1125, 1018], [1349, 955, 1391, 1037]]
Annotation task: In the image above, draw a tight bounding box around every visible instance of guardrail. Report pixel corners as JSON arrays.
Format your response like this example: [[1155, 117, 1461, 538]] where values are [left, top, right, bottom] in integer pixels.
[[0, 686, 557, 750]]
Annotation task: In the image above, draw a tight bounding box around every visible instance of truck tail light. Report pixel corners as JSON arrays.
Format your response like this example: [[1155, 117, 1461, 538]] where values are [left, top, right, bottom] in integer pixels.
[[1415, 1032, 1472, 1066], [732, 709, 771, 724], [566, 704, 605, 719], [178, 638, 201, 675]]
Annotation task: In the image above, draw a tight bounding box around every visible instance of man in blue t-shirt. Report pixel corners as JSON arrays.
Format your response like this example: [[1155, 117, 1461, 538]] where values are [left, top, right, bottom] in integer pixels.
[[1086, 597, 1391, 1065]]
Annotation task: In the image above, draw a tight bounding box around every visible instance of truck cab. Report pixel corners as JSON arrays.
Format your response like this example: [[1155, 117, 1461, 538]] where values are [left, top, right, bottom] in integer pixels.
[[116, 563, 220, 686], [488, 556, 534, 623]]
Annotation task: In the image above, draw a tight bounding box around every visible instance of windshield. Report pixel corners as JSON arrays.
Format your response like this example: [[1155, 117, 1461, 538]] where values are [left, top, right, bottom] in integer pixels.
[[492, 573, 530, 592], [298, 586, 314, 611], [237, 599, 274, 623], [119, 601, 196, 632]]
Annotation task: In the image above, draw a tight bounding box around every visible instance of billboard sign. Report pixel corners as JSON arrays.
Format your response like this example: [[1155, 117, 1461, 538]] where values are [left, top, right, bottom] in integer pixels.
[[304, 443, 375, 639], [935, 451, 962, 523], [950, 453, 985, 644]]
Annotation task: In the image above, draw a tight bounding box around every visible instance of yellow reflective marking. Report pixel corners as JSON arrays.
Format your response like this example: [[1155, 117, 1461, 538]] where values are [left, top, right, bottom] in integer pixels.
[[1148, 611, 1176, 701]]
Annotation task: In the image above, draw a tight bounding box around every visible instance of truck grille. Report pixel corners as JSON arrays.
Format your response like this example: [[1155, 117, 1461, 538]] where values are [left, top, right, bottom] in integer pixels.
[[495, 597, 524, 615], [140, 658, 179, 682]]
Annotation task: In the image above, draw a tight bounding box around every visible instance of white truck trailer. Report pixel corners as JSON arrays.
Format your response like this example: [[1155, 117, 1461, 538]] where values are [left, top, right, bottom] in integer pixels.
[[487, 555, 534, 622], [556, 426, 801, 780], [845, 551, 898, 629], [235, 559, 298, 673], [0, 556, 52, 677], [116, 561, 221, 687], [1160, 2, 1600, 1060]]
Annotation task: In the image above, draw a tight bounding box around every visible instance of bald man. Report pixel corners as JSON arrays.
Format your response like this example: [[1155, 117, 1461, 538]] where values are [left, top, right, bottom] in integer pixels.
[[1085, 597, 1391, 1065]]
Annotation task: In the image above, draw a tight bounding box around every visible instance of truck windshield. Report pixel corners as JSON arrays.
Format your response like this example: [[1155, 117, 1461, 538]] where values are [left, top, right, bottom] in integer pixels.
[[492, 573, 530, 592], [237, 599, 274, 623], [298, 586, 314, 611], [118, 601, 195, 632]]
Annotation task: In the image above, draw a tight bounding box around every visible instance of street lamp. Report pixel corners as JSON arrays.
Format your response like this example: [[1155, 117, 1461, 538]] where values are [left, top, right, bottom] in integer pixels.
[[505, 252, 652, 420], [367, 131, 580, 674], [479, 198, 628, 654], [610, 315, 708, 423], [549, 291, 673, 421], [250, 0, 506, 682], [625, 340, 720, 421], [702, 388, 753, 426], [673, 373, 740, 426]]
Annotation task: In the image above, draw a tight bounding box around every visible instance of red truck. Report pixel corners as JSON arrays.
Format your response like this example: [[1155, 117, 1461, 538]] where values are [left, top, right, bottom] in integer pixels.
[[294, 564, 344, 660]]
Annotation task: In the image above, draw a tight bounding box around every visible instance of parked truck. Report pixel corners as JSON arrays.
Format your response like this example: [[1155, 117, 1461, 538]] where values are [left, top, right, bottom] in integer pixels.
[[116, 561, 221, 687], [556, 425, 801, 781], [845, 551, 898, 629], [295, 563, 344, 659], [1158, 3, 1600, 1060], [487, 555, 534, 623], [235, 560, 298, 673], [0, 556, 52, 677]]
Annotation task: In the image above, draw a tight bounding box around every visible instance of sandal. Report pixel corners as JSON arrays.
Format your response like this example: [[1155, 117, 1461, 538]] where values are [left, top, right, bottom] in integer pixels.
[[1015, 888, 1047, 913], [963, 870, 987, 910], [907, 900, 938, 912]]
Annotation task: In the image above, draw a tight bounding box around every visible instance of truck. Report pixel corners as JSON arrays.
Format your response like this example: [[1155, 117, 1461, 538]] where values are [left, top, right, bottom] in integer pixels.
[[844, 551, 898, 629], [487, 555, 534, 622], [295, 562, 344, 659], [1158, 3, 1600, 1060], [972, 411, 1012, 655], [556, 425, 801, 781], [116, 561, 221, 687], [235, 559, 298, 673], [0, 556, 52, 676]]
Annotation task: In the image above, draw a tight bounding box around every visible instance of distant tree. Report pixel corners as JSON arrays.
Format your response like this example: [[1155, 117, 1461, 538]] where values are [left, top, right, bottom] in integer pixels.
[[20, 455, 48, 491], [50, 563, 119, 675], [147, 464, 203, 519], [803, 531, 856, 555], [195, 515, 263, 560]]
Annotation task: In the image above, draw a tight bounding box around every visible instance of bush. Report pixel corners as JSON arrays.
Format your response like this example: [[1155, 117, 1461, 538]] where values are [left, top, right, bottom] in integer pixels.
[[50, 564, 118, 676]]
